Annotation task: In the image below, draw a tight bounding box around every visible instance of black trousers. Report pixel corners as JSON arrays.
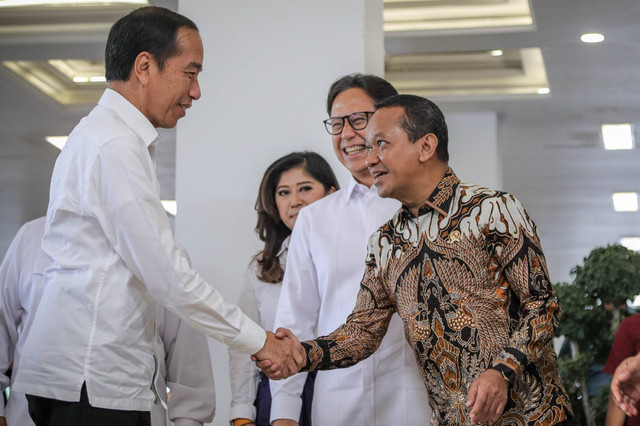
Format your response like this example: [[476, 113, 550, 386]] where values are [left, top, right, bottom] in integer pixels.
[[26, 383, 150, 426], [254, 371, 316, 426]]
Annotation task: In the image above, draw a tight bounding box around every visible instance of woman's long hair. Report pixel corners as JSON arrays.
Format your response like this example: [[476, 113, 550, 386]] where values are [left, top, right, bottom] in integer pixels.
[[255, 151, 339, 283]]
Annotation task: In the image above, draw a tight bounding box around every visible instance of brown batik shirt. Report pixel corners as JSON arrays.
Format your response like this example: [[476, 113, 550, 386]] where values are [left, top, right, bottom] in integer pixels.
[[301, 169, 573, 425]]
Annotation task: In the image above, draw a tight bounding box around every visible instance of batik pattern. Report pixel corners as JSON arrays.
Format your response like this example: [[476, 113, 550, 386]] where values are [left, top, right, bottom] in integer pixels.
[[302, 169, 572, 425]]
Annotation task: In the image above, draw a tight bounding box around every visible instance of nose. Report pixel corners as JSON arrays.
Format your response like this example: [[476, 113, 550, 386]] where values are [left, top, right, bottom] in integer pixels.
[[190, 77, 201, 100], [291, 191, 304, 208], [341, 119, 356, 139], [366, 146, 379, 169]]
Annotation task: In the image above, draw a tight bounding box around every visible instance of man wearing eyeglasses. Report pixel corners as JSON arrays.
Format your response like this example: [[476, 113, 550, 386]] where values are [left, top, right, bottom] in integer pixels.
[[269, 74, 431, 426]]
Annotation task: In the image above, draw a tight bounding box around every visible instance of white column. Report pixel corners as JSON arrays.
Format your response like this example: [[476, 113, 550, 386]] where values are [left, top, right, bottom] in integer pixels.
[[176, 2, 383, 424]]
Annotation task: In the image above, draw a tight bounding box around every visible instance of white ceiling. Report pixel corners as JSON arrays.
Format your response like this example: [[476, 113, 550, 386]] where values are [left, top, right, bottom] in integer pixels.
[[0, 0, 638, 284]]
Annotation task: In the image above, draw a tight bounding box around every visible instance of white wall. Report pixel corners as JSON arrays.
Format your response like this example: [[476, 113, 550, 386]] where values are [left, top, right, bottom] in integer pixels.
[[175, 1, 383, 424], [446, 111, 500, 190]]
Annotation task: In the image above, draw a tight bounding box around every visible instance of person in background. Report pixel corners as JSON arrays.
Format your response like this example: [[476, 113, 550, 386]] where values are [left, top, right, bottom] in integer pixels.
[[270, 74, 431, 426], [228, 152, 339, 426], [0, 217, 216, 426], [605, 313, 640, 425]]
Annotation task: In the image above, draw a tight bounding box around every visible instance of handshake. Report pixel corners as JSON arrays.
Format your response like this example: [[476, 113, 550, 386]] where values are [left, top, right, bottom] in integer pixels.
[[252, 328, 307, 380]]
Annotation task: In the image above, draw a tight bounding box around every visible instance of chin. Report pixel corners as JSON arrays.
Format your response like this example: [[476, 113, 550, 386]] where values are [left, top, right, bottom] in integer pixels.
[[374, 185, 389, 198]]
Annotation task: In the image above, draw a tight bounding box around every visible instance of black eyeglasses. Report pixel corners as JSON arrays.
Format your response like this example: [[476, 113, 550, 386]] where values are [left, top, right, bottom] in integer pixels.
[[323, 111, 375, 135]]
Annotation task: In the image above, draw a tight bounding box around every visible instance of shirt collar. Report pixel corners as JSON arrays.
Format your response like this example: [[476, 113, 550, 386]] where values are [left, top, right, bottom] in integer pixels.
[[345, 175, 375, 204], [277, 236, 290, 257], [401, 168, 460, 219], [98, 88, 159, 148]]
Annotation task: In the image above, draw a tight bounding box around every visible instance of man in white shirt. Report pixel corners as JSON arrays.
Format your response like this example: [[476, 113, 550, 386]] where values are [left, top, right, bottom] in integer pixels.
[[270, 74, 431, 426], [0, 217, 216, 426], [12, 6, 301, 425]]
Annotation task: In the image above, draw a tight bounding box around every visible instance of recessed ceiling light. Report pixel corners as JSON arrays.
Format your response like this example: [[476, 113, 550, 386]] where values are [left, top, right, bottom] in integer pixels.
[[621, 237, 640, 252], [580, 33, 605, 43], [4, 60, 106, 105], [490, 50, 503, 57], [0, 0, 147, 7], [45, 136, 67, 150], [537, 87, 550, 95], [383, 0, 534, 33], [602, 123, 635, 150], [612, 192, 639, 212], [385, 48, 549, 98], [161, 200, 177, 216]]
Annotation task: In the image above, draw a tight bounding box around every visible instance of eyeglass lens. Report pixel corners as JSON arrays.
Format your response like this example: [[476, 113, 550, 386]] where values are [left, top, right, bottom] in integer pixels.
[[324, 112, 371, 135]]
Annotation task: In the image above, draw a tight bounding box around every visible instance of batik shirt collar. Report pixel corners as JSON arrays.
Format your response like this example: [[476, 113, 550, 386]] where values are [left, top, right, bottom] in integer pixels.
[[399, 167, 460, 220]]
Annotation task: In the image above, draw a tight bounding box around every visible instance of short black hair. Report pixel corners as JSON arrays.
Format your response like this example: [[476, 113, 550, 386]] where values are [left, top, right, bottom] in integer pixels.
[[326, 73, 398, 115], [376, 94, 449, 162], [105, 6, 199, 82]]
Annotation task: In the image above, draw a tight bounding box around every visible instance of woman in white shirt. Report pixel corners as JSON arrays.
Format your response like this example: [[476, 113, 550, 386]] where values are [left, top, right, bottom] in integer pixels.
[[228, 152, 339, 426]]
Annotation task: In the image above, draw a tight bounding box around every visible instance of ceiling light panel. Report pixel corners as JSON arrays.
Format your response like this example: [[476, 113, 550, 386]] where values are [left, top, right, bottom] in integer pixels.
[[45, 135, 67, 150], [612, 192, 639, 212], [0, 1, 146, 43], [384, 0, 534, 35], [0, 0, 146, 8], [3, 59, 106, 105], [602, 124, 635, 150], [621, 237, 640, 252], [161, 200, 177, 216], [385, 48, 549, 99]]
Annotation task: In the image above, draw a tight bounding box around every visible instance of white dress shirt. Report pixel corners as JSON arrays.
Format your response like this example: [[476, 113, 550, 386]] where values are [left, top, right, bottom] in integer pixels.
[[13, 89, 265, 411], [0, 218, 49, 425], [153, 308, 216, 426], [228, 239, 288, 421], [0, 217, 217, 426], [271, 178, 432, 426]]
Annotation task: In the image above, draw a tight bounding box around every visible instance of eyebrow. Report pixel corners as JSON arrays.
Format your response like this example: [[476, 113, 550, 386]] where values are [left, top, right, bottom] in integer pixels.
[[187, 61, 203, 71], [365, 132, 383, 146], [276, 180, 315, 190]]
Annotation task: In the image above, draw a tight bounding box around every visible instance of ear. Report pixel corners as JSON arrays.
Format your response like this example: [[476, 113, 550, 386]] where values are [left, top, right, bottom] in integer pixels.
[[326, 186, 337, 195], [418, 133, 439, 163], [133, 51, 154, 86]]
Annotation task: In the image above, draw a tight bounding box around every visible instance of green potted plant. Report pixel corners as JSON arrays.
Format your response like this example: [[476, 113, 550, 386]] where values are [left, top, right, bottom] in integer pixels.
[[556, 244, 640, 425]]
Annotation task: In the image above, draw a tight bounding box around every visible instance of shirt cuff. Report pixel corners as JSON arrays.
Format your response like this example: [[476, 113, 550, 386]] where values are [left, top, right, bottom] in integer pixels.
[[270, 394, 303, 423], [172, 419, 203, 426], [491, 347, 527, 383], [229, 404, 256, 422], [230, 320, 267, 355]]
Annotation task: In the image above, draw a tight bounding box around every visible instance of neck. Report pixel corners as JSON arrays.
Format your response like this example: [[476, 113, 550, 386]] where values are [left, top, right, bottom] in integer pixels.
[[404, 162, 449, 216], [108, 81, 145, 118], [352, 170, 374, 188]]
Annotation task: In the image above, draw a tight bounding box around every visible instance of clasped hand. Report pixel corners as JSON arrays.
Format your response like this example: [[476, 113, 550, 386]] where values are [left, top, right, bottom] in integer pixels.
[[252, 328, 306, 380], [466, 369, 509, 425]]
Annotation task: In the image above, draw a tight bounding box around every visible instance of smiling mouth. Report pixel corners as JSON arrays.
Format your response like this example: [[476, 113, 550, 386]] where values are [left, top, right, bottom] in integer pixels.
[[344, 145, 366, 156], [371, 170, 387, 179], [180, 104, 191, 111]]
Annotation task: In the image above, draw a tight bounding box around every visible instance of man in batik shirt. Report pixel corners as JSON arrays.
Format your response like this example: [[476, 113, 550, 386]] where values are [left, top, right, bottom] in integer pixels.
[[263, 94, 573, 425]]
